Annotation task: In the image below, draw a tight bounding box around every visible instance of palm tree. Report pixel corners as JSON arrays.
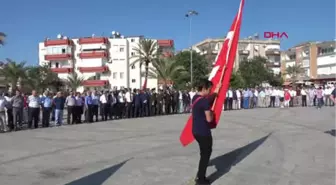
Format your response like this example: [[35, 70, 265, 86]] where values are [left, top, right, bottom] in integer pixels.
[[0, 32, 6, 46], [24, 65, 61, 92], [0, 59, 26, 91], [131, 39, 158, 88], [285, 64, 305, 84], [146, 58, 188, 89], [66, 73, 85, 91]]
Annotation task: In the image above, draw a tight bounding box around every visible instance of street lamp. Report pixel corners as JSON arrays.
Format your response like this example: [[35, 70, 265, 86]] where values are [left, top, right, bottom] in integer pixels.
[[185, 10, 198, 87]]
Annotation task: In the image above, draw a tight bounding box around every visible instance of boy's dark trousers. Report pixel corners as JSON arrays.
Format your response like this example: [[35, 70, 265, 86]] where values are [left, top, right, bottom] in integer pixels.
[[67, 106, 75, 124], [194, 134, 213, 181]]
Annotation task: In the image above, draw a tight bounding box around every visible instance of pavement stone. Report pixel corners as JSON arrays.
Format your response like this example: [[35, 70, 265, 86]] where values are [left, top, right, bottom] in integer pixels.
[[0, 107, 335, 185]]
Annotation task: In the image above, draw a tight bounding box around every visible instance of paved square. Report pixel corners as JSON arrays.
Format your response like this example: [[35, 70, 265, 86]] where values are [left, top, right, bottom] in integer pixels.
[[0, 107, 334, 185]]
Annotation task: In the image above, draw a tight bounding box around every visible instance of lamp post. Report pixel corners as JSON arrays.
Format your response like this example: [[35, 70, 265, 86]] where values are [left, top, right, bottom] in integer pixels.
[[185, 10, 198, 87]]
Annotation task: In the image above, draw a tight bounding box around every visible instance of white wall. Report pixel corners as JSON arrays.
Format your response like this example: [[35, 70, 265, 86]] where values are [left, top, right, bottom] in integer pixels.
[[109, 38, 129, 89], [317, 55, 336, 66]]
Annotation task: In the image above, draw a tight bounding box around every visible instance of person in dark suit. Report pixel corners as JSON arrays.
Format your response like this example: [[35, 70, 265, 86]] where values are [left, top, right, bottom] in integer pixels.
[[134, 90, 141, 117], [150, 89, 157, 116], [156, 90, 163, 115]]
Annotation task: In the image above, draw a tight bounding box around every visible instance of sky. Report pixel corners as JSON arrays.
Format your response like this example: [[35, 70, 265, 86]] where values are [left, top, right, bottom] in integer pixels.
[[0, 0, 335, 65]]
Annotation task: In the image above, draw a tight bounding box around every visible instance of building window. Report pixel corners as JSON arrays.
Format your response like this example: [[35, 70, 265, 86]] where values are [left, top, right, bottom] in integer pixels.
[[113, 72, 117, 79], [131, 65, 135, 69], [119, 58, 125, 61], [120, 72, 124, 79], [131, 39, 135, 42], [62, 48, 66, 54], [132, 79, 136, 83], [120, 47, 124, 52], [131, 52, 135, 56], [55, 62, 59, 68]]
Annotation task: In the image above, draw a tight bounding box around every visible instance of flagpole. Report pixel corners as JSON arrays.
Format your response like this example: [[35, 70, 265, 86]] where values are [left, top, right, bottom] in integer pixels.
[[186, 10, 198, 87], [189, 16, 193, 87]]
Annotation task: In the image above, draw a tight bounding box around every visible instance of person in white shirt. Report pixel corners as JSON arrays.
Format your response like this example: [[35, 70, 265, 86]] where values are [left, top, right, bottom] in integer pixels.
[[0, 93, 8, 132], [265, 88, 271, 107], [189, 88, 196, 105], [117, 91, 126, 118], [324, 87, 332, 106], [27, 90, 41, 129], [270, 87, 277, 107], [227, 88, 233, 110], [178, 90, 183, 113], [258, 89, 266, 108], [278, 89, 285, 108], [235, 89, 241, 110], [100, 91, 109, 121], [300, 87, 307, 107], [289, 89, 296, 107], [253, 89, 259, 108], [4, 93, 13, 130], [125, 89, 133, 118]]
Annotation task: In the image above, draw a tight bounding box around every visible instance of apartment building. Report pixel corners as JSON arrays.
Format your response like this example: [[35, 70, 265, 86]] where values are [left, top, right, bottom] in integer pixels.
[[281, 41, 336, 84], [190, 37, 281, 74], [38, 34, 174, 92]]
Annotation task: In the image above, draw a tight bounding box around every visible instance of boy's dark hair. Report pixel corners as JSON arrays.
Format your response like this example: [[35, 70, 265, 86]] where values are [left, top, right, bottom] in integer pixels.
[[196, 78, 213, 92]]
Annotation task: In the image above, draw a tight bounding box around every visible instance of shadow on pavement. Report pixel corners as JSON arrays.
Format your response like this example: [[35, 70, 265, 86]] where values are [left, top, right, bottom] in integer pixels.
[[324, 129, 335, 137], [208, 133, 271, 184], [65, 158, 131, 185]]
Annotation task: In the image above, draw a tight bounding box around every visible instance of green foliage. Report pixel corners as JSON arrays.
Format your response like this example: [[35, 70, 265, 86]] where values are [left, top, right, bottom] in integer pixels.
[[285, 65, 304, 83], [230, 71, 245, 89], [67, 73, 85, 91], [174, 51, 210, 88], [238, 56, 275, 87], [0, 58, 26, 91], [147, 58, 188, 89], [24, 65, 61, 92]]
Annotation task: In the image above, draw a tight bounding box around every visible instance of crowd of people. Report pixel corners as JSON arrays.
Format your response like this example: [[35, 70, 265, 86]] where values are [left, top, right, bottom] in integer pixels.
[[0, 88, 196, 132], [223, 85, 336, 110], [0, 84, 334, 132]]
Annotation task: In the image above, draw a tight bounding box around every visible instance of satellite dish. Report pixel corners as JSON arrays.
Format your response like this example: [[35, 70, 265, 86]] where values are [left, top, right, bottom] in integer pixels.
[[116, 32, 120, 36], [63, 36, 68, 39], [121, 35, 124, 39], [57, 34, 62, 39], [92, 34, 95, 37], [112, 31, 116, 35], [248, 36, 252, 40]]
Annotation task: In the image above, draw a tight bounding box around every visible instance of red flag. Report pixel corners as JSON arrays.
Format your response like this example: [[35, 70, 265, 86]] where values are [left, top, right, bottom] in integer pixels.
[[180, 0, 245, 147]]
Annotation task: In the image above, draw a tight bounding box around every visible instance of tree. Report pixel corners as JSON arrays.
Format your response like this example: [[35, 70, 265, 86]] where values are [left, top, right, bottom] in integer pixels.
[[0, 32, 5, 46], [0, 59, 26, 91], [24, 65, 61, 92], [230, 71, 245, 89], [147, 58, 188, 89], [238, 56, 273, 87], [66, 73, 85, 91], [174, 51, 210, 88], [131, 39, 158, 88], [285, 64, 304, 84], [268, 73, 284, 87]]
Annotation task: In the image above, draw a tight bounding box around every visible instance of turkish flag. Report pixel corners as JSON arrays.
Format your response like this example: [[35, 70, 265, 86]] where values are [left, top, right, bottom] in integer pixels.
[[179, 0, 245, 147]]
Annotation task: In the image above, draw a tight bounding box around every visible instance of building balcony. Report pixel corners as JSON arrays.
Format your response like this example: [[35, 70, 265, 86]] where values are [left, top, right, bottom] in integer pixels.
[[51, 67, 73, 73], [239, 50, 249, 55], [265, 49, 280, 55], [79, 37, 108, 45], [157, 40, 174, 47], [82, 80, 109, 86], [45, 54, 72, 61], [79, 51, 108, 59], [44, 39, 72, 47], [78, 66, 109, 73]]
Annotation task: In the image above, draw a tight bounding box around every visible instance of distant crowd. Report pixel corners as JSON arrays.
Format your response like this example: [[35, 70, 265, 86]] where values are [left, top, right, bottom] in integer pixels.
[[223, 85, 336, 110], [0, 88, 195, 132]]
